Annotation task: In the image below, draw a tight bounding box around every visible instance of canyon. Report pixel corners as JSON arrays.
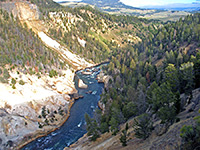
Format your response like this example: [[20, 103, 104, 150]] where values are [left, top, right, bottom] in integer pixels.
[[0, 1, 93, 149]]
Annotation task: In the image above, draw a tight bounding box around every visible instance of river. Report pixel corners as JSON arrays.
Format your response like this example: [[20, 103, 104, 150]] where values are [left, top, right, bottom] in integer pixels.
[[22, 64, 106, 150]]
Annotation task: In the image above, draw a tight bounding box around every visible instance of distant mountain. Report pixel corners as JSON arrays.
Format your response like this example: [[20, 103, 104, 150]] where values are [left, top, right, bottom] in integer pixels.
[[81, 0, 141, 9], [59, 0, 191, 22], [141, 3, 200, 11], [59, 0, 142, 10]]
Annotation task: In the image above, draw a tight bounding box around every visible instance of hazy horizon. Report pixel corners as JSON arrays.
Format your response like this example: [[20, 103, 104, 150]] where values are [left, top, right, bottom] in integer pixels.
[[53, 0, 197, 7]]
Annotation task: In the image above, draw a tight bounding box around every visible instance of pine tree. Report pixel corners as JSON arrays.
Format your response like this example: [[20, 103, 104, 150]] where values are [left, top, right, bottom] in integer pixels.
[[120, 123, 129, 146], [133, 113, 153, 140], [85, 113, 100, 141]]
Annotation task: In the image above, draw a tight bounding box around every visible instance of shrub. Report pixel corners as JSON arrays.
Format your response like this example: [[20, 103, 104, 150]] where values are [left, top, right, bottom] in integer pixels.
[[38, 122, 43, 128], [133, 113, 153, 140], [0, 77, 8, 83], [180, 114, 200, 150], [19, 80, 25, 85], [12, 84, 16, 89], [3, 69, 10, 79], [11, 78, 16, 85], [49, 69, 58, 78]]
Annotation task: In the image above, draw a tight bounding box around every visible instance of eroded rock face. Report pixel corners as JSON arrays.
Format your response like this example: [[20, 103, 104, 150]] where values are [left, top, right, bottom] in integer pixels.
[[0, 1, 93, 149], [78, 79, 88, 89], [97, 72, 113, 89], [0, 67, 78, 150], [0, 93, 72, 150]]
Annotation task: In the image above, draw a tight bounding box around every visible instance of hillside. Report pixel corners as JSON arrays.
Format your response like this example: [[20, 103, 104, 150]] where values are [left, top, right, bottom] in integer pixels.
[[0, 0, 153, 149], [0, 0, 200, 149], [60, 0, 191, 22], [81, 0, 140, 9], [0, 1, 93, 149], [69, 9, 200, 150], [70, 87, 200, 150]]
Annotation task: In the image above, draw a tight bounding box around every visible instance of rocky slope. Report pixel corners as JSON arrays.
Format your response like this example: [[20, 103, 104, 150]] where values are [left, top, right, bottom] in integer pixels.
[[69, 88, 200, 150], [0, 1, 93, 149]]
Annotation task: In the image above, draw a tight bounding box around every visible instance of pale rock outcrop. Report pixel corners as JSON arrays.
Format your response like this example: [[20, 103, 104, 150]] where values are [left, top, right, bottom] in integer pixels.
[[98, 101, 105, 114], [0, 68, 77, 150], [77, 37, 86, 48], [78, 79, 88, 89], [0, 1, 93, 149], [38, 32, 93, 70], [97, 72, 113, 89]]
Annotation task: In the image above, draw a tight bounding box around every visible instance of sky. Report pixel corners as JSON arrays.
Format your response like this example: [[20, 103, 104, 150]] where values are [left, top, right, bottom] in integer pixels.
[[120, 0, 196, 7], [53, 0, 197, 7]]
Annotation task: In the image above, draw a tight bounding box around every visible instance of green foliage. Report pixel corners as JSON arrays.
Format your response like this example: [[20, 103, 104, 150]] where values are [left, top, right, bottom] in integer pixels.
[[120, 123, 129, 146], [180, 62, 194, 95], [38, 122, 43, 128], [19, 80, 25, 85], [164, 64, 179, 91], [45, 119, 49, 125], [11, 78, 16, 85], [0, 1, 199, 142], [58, 107, 64, 116], [123, 102, 137, 120], [180, 113, 200, 150], [133, 113, 153, 140], [49, 69, 58, 78], [120, 130, 127, 146], [100, 122, 109, 134], [0, 9, 65, 78], [0, 77, 8, 83], [12, 84, 16, 89], [3, 69, 10, 80], [42, 106, 47, 118], [109, 117, 119, 135], [85, 113, 100, 141], [151, 83, 177, 123], [194, 51, 200, 88]]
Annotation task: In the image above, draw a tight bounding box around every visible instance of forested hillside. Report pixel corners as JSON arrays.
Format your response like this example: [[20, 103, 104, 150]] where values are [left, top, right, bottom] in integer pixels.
[[30, 0, 157, 63], [84, 13, 200, 149], [0, 0, 200, 149], [0, 8, 68, 84]]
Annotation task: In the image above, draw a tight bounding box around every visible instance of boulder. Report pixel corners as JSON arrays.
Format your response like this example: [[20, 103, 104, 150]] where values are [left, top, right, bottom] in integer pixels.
[[154, 123, 170, 136], [96, 72, 104, 83], [82, 71, 92, 75], [191, 88, 200, 105], [56, 82, 65, 94], [78, 79, 88, 89], [70, 93, 84, 100], [103, 75, 113, 89], [86, 91, 92, 94], [98, 101, 105, 114]]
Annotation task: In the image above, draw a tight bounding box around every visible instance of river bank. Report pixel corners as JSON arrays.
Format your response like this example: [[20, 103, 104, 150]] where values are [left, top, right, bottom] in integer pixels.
[[18, 99, 74, 150], [21, 63, 107, 150]]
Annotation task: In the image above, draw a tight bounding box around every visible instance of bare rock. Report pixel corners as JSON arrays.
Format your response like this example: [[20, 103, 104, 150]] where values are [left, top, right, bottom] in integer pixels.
[[103, 75, 113, 89], [78, 79, 88, 89], [98, 101, 105, 114], [187, 102, 196, 112], [82, 71, 92, 75], [70, 93, 84, 100], [191, 88, 200, 105], [96, 71, 104, 83], [154, 123, 170, 136]]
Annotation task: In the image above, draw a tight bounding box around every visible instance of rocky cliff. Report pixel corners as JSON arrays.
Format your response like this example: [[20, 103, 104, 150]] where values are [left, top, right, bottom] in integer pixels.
[[0, 1, 93, 149]]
